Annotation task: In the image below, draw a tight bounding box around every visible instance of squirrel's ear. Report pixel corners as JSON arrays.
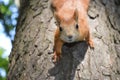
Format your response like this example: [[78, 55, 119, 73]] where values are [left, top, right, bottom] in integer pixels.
[[74, 9, 78, 21], [54, 12, 60, 25]]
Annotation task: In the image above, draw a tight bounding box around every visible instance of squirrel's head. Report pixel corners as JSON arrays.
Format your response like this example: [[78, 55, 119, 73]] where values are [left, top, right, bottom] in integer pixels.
[[55, 10, 81, 43]]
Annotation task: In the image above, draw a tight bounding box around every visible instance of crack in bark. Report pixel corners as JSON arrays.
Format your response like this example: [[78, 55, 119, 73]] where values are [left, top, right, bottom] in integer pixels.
[[88, 14, 99, 19], [77, 71, 81, 80]]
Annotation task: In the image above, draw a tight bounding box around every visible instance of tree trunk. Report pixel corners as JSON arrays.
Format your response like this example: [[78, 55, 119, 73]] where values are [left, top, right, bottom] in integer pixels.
[[7, 0, 120, 80]]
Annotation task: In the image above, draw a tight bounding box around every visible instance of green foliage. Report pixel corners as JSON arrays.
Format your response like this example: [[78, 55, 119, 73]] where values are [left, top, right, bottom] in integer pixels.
[[0, 0, 16, 37], [0, 48, 8, 80], [0, 48, 8, 72], [0, 76, 6, 80]]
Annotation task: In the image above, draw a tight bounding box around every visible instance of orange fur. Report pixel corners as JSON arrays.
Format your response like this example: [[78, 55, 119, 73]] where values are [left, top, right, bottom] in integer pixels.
[[52, 0, 94, 62]]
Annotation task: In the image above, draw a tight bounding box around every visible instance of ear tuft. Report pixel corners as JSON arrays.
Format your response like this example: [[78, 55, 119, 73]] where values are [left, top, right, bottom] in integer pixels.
[[54, 12, 61, 25], [74, 9, 78, 21]]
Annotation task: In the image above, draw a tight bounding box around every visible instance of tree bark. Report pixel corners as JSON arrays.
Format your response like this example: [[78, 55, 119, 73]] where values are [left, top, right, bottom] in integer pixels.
[[8, 0, 120, 80]]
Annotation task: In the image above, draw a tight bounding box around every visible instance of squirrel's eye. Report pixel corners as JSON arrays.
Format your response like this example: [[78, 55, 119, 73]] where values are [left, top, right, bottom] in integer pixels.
[[59, 27, 62, 31], [76, 24, 79, 29]]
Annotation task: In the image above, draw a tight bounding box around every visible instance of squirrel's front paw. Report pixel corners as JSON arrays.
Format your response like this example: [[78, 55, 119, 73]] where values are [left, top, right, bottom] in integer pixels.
[[52, 52, 61, 63], [88, 39, 94, 49]]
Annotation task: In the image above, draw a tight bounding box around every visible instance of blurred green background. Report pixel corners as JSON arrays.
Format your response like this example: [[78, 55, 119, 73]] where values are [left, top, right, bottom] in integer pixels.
[[0, 0, 18, 80]]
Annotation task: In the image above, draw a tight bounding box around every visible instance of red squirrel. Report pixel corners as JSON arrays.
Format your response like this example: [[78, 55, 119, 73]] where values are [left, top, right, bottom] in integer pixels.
[[51, 0, 94, 62]]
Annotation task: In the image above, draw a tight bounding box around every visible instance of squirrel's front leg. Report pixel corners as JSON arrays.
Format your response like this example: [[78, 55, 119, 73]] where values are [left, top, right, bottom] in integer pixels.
[[53, 28, 64, 63], [86, 31, 94, 48]]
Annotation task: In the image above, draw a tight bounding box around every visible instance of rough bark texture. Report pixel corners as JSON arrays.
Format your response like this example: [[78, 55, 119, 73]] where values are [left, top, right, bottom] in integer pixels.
[[8, 0, 120, 80]]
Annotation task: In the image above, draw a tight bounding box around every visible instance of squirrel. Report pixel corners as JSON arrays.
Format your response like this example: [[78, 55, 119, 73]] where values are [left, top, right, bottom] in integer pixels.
[[51, 0, 94, 62]]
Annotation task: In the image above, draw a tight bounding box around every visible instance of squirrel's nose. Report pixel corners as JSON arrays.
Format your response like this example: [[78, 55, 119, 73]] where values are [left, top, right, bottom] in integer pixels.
[[68, 35, 73, 39]]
